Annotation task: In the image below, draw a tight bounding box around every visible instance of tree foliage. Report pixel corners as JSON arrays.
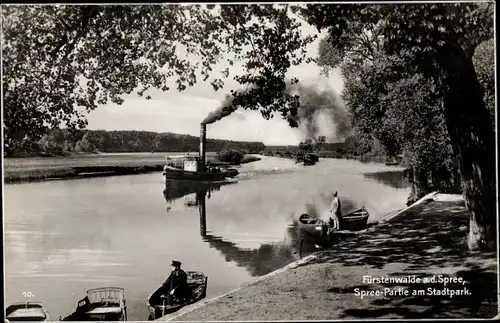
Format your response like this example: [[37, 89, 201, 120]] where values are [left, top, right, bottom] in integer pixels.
[[2, 4, 316, 155], [216, 149, 244, 164], [298, 139, 313, 153], [472, 38, 495, 125], [304, 2, 495, 250], [339, 51, 458, 189]]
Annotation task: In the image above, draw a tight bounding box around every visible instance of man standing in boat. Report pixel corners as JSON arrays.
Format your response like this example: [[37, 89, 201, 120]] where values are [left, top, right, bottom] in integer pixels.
[[163, 260, 189, 305], [330, 191, 342, 230]]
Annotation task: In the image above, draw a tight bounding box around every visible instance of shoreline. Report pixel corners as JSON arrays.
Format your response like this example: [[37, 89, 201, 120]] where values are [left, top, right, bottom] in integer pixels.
[[158, 192, 439, 321], [4, 165, 166, 184], [3, 153, 261, 184], [160, 192, 497, 321], [264, 151, 407, 167]]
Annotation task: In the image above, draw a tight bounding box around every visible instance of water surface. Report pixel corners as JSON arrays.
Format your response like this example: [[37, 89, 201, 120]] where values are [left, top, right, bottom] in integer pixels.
[[4, 156, 410, 320]]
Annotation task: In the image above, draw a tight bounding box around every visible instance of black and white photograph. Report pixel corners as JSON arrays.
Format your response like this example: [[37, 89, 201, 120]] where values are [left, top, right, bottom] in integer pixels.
[[2, 1, 498, 321]]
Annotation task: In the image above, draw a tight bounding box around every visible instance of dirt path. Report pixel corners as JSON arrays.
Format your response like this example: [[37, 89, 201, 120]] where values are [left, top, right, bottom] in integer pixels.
[[162, 198, 498, 320]]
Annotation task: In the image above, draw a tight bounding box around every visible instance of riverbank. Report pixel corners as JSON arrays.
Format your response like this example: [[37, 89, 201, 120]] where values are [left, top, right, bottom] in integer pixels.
[[264, 150, 405, 167], [3, 152, 260, 184], [161, 193, 498, 320]]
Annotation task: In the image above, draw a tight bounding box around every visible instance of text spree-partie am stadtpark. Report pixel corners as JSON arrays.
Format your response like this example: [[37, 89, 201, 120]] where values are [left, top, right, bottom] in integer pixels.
[[354, 275, 472, 300]]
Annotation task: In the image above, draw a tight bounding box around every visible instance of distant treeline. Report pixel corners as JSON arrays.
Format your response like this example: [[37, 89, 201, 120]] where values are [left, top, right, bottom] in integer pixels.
[[8, 128, 266, 157]]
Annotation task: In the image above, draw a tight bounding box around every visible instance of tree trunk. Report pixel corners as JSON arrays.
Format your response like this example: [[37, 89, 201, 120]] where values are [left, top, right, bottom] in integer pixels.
[[406, 167, 430, 206], [436, 45, 497, 251]]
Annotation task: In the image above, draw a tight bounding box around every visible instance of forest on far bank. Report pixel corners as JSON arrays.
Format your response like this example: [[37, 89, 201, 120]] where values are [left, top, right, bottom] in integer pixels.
[[6, 128, 267, 157]]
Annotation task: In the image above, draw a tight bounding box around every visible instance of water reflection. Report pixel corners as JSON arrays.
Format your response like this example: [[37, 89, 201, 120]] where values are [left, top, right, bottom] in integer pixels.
[[164, 180, 352, 277], [5, 163, 410, 320], [163, 179, 237, 208], [198, 188, 301, 276], [363, 170, 410, 189]]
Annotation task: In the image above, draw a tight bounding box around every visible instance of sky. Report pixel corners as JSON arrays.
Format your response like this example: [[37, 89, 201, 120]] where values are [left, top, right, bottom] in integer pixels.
[[85, 12, 345, 146]]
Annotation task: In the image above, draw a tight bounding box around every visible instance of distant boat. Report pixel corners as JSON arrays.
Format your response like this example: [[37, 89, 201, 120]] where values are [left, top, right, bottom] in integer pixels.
[[5, 302, 51, 322], [296, 153, 319, 166], [146, 271, 208, 320], [60, 287, 127, 321]]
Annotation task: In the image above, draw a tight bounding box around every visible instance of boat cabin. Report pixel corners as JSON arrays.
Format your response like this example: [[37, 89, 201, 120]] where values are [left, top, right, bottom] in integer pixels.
[[165, 155, 201, 172]]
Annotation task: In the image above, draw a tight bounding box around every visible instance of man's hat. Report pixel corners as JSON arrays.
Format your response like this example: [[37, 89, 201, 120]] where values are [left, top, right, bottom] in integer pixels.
[[171, 260, 182, 267]]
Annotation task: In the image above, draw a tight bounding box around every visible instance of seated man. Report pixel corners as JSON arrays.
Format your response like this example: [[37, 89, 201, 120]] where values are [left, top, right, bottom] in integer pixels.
[[162, 260, 190, 305]]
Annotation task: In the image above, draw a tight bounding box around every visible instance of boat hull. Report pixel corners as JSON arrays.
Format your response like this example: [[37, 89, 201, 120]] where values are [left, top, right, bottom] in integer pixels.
[[340, 208, 370, 231], [61, 287, 127, 321], [163, 166, 238, 181], [147, 271, 208, 320], [297, 208, 370, 241], [6, 302, 50, 322]]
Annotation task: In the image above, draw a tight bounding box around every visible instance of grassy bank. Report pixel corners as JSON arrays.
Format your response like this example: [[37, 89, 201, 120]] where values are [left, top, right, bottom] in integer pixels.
[[3, 152, 260, 184], [162, 195, 497, 320], [4, 164, 166, 184]]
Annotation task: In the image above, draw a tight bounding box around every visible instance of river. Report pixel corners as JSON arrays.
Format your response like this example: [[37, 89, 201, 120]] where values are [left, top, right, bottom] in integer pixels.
[[3, 156, 410, 320]]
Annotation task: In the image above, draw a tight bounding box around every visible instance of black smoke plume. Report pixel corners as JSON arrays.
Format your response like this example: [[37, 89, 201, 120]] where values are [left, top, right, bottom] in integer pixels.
[[286, 84, 351, 141], [202, 93, 240, 125]]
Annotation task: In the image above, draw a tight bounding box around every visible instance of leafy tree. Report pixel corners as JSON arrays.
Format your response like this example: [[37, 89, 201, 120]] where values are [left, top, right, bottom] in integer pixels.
[[337, 48, 459, 199], [217, 149, 243, 164], [2, 4, 315, 156], [313, 135, 326, 152], [296, 3, 495, 251], [344, 132, 373, 157], [472, 38, 495, 125], [75, 138, 95, 153], [298, 139, 313, 153]]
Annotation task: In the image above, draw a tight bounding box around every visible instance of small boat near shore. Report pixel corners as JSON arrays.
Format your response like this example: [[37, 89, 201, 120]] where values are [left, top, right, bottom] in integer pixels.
[[60, 287, 127, 321], [5, 302, 51, 322], [298, 207, 370, 241], [340, 208, 370, 231], [147, 271, 208, 320]]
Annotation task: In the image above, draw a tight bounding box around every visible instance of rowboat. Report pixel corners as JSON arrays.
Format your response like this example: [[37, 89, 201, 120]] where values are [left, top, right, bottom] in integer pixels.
[[147, 271, 208, 320], [297, 214, 329, 241], [5, 302, 51, 322], [339, 207, 370, 231], [298, 207, 370, 240], [163, 165, 239, 181], [60, 287, 127, 321]]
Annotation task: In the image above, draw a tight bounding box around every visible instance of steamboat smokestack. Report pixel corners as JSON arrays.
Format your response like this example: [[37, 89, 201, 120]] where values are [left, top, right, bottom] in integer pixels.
[[200, 124, 206, 172]]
